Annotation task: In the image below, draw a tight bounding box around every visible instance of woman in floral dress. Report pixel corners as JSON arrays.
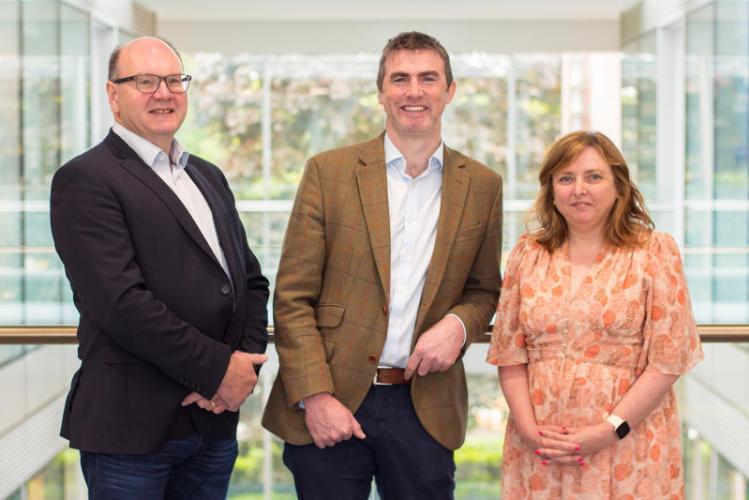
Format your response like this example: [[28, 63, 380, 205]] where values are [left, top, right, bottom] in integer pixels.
[[487, 131, 703, 499]]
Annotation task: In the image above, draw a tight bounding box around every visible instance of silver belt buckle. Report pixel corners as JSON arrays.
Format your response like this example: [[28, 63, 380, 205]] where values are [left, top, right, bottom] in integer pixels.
[[373, 366, 392, 386]]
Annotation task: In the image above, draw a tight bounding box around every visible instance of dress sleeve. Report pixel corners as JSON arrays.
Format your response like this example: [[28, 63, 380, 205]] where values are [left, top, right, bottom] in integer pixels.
[[640, 232, 703, 375], [487, 235, 530, 366]]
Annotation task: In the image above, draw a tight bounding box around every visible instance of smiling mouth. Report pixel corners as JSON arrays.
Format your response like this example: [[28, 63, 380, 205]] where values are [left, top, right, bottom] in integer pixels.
[[402, 105, 427, 112], [149, 109, 174, 114]]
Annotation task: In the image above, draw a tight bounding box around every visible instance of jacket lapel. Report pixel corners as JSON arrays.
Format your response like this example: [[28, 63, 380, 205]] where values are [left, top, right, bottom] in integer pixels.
[[413, 146, 469, 338], [355, 134, 391, 304], [105, 131, 224, 274]]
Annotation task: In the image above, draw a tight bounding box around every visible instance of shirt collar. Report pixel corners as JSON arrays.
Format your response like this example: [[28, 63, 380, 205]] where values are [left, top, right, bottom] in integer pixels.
[[384, 132, 444, 177], [112, 122, 189, 170]]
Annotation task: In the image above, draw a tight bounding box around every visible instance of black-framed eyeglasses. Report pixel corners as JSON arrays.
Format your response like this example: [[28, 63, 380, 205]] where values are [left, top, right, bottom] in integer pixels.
[[111, 73, 192, 94]]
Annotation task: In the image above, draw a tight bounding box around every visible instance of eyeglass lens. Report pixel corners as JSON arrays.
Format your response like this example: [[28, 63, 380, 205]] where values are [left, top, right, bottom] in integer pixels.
[[136, 74, 190, 93]]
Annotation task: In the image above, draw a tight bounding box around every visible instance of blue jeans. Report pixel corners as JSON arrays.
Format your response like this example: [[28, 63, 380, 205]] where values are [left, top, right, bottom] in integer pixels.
[[80, 433, 238, 499]]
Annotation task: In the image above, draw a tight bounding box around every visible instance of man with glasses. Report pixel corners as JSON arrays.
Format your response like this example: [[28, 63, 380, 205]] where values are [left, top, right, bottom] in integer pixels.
[[50, 36, 269, 498]]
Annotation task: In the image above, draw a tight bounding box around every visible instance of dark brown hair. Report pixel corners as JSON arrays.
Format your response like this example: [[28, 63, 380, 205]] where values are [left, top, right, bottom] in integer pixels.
[[529, 130, 654, 252], [376, 31, 453, 92]]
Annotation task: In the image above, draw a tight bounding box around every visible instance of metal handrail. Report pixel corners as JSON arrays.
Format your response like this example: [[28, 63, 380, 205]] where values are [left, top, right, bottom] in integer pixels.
[[0, 324, 746, 344]]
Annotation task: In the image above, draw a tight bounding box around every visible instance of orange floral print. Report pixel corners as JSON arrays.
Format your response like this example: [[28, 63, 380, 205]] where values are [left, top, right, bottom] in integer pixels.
[[487, 232, 703, 498]]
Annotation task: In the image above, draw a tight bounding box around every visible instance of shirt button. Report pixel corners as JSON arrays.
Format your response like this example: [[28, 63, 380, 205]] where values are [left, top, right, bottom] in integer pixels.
[[368, 354, 377, 363], [221, 284, 231, 295], [382, 305, 388, 316]]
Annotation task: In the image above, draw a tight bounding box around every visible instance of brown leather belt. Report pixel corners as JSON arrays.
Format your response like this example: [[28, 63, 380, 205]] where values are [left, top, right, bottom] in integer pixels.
[[375, 367, 410, 385]]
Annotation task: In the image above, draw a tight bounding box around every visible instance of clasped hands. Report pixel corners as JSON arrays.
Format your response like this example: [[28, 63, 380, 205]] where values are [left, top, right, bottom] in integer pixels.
[[519, 421, 617, 467], [304, 315, 463, 449], [181, 350, 267, 414]]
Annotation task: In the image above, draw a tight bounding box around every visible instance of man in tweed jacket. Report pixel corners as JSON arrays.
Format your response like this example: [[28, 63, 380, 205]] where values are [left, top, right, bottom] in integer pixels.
[[262, 32, 502, 500]]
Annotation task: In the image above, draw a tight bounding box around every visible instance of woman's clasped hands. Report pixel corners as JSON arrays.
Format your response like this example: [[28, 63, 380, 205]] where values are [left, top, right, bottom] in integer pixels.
[[518, 422, 617, 467]]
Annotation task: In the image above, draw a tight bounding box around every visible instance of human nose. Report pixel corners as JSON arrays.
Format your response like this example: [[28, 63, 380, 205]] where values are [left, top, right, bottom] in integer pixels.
[[405, 79, 423, 97], [573, 178, 587, 195], [152, 77, 172, 98]]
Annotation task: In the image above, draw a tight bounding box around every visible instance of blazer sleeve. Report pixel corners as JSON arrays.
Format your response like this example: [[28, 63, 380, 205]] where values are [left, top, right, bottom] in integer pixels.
[[272, 157, 336, 407], [50, 164, 231, 398], [446, 175, 503, 348]]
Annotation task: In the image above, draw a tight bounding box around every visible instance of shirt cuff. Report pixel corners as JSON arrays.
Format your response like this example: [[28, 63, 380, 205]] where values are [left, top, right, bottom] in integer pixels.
[[446, 313, 467, 347]]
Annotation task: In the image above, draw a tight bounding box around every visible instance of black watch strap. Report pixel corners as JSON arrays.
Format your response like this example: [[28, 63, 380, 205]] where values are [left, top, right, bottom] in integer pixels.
[[606, 414, 630, 439]]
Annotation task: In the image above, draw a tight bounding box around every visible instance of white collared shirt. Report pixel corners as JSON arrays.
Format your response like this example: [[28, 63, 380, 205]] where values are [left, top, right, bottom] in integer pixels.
[[380, 133, 465, 368], [112, 123, 231, 281]]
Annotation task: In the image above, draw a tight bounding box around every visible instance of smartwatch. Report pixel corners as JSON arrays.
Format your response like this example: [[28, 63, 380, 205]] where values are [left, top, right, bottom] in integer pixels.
[[606, 414, 631, 439]]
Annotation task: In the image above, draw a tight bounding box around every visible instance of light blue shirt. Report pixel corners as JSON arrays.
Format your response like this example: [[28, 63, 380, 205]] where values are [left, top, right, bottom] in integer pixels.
[[111, 123, 231, 280], [380, 133, 465, 368]]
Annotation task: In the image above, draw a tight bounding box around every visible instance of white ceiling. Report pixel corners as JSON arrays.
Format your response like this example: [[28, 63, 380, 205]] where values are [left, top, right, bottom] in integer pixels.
[[143, 0, 641, 21]]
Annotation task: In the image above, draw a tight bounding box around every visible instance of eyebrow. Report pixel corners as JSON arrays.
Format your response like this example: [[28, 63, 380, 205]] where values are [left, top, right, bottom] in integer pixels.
[[389, 70, 440, 79], [556, 168, 606, 175]]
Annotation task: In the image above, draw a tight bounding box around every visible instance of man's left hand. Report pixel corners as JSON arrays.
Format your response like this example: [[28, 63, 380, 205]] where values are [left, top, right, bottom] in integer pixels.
[[404, 315, 464, 380], [181, 392, 230, 414]]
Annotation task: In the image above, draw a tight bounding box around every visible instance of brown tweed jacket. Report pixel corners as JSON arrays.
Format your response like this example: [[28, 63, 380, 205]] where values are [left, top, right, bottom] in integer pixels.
[[261, 133, 502, 450]]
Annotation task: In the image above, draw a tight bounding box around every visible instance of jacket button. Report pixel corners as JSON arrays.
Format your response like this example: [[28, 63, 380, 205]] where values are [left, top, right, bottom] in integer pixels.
[[221, 284, 231, 295], [382, 305, 388, 316], [368, 354, 377, 363]]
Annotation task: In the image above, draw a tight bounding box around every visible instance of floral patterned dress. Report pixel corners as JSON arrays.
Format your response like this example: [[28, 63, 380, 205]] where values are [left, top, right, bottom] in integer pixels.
[[487, 231, 703, 499]]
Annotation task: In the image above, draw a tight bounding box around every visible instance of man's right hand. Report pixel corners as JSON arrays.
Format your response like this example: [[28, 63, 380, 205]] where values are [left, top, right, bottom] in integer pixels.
[[303, 392, 366, 449], [215, 351, 268, 411]]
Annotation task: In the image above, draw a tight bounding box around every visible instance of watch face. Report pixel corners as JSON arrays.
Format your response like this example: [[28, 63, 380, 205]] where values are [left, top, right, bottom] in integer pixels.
[[616, 421, 631, 439]]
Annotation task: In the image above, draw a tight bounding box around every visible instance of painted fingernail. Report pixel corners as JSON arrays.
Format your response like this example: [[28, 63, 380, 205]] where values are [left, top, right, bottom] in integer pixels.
[[579, 461, 586, 466], [541, 461, 548, 466], [575, 446, 581, 451], [538, 431, 544, 436], [534, 450, 541, 455]]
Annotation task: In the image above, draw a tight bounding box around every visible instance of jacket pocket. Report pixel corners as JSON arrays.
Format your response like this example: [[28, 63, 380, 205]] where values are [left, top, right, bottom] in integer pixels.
[[315, 304, 345, 328]]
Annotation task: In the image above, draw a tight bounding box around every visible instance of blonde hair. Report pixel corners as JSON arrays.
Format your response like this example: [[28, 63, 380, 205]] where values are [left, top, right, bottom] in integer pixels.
[[529, 130, 653, 252]]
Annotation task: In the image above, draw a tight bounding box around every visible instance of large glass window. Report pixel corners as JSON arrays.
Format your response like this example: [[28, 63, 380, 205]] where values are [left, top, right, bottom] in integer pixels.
[[685, 1, 749, 324]]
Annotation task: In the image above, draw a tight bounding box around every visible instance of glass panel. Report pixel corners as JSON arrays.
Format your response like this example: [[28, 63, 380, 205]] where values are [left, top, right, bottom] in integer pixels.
[[444, 55, 509, 180], [685, 4, 714, 201], [270, 56, 381, 200], [60, 4, 90, 164], [22, 0, 59, 203], [713, 1, 749, 201], [636, 33, 657, 202], [685, 1, 749, 325], [180, 54, 265, 200], [19, 0, 59, 325], [514, 55, 561, 199], [0, 0, 21, 325], [621, 33, 657, 202]]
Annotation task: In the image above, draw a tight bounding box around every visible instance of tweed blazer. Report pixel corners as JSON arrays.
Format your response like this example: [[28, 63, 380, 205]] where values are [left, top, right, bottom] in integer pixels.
[[262, 133, 502, 450]]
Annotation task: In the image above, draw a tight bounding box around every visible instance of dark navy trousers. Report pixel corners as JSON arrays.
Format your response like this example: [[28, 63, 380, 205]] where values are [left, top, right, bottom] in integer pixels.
[[283, 385, 455, 500]]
